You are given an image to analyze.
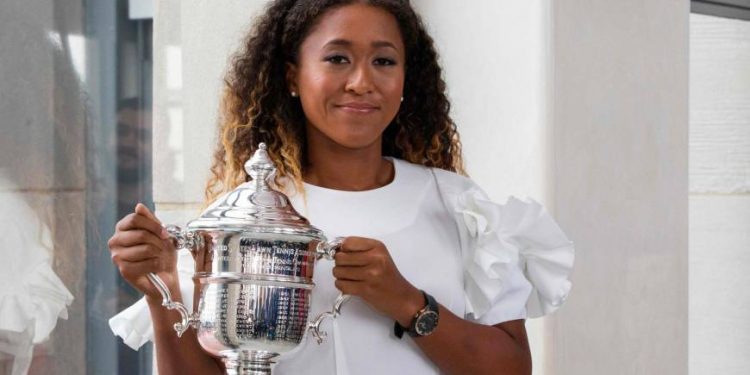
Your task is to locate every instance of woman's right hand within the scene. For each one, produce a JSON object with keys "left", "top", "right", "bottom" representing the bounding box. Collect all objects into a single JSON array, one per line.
[{"left": 108, "top": 203, "right": 180, "bottom": 303}]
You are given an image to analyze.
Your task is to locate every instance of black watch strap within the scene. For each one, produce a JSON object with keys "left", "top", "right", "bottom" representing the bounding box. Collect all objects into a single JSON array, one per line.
[
  {"left": 394, "top": 291, "right": 439, "bottom": 339},
  {"left": 394, "top": 318, "right": 407, "bottom": 338}
]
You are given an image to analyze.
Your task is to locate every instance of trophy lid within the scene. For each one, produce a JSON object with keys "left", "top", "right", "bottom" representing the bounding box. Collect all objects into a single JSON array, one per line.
[{"left": 186, "top": 143, "right": 324, "bottom": 239}]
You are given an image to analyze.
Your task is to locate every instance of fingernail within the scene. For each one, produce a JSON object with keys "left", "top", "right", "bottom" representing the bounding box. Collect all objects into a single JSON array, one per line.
[{"left": 161, "top": 227, "right": 170, "bottom": 239}]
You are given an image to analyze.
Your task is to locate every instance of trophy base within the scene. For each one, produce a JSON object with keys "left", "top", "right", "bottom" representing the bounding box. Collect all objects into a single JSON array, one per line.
[{"left": 221, "top": 350, "right": 279, "bottom": 375}]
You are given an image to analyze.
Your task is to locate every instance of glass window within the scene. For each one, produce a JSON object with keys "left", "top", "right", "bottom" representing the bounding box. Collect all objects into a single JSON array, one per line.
[{"left": 0, "top": 0, "right": 153, "bottom": 373}]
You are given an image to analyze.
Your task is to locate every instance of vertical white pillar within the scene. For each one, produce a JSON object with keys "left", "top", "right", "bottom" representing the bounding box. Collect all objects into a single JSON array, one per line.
[
  {"left": 412, "top": 0, "right": 551, "bottom": 201},
  {"left": 411, "top": 1, "right": 553, "bottom": 372}
]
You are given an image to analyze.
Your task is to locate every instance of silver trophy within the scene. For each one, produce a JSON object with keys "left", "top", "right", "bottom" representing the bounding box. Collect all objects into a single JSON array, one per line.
[{"left": 146, "top": 143, "right": 348, "bottom": 374}]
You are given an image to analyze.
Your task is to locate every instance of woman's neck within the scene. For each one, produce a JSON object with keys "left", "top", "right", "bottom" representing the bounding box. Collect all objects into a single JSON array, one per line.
[{"left": 304, "top": 135, "right": 394, "bottom": 191}]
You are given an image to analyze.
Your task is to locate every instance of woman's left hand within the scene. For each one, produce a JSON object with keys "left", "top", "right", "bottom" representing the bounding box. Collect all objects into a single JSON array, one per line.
[{"left": 332, "top": 236, "right": 425, "bottom": 326}]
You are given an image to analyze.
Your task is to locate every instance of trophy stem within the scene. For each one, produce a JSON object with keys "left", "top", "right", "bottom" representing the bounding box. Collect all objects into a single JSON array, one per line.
[{"left": 222, "top": 352, "right": 276, "bottom": 375}]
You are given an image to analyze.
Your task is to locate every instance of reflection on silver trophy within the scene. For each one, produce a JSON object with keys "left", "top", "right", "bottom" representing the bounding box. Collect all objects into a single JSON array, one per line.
[{"left": 146, "top": 143, "right": 348, "bottom": 374}]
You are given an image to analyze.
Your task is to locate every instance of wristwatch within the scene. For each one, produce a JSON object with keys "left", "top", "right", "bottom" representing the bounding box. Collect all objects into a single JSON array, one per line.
[{"left": 394, "top": 291, "right": 439, "bottom": 339}]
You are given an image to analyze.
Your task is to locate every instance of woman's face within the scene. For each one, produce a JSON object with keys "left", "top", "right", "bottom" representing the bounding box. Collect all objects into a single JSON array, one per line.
[{"left": 288, "top": 3, "right": 406, "bottom": 151}]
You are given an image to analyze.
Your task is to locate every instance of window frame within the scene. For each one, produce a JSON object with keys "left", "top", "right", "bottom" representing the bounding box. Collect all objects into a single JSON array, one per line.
[{"left": 692, "top": 0, "right": 750, "bottom": 21}]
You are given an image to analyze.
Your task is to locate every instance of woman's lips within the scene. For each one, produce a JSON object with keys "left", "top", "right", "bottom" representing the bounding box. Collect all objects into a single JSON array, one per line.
[{"left": 336, "top": 102, "right": 379, "bottom": 114}]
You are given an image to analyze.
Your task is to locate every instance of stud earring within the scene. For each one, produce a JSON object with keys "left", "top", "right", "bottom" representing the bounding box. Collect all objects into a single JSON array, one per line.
[
  {"left": 291, "top": 91, "right": 298, "bottom": 97},
  {"left": 400, "top": 96, "right": 404, "bottom": 102}
]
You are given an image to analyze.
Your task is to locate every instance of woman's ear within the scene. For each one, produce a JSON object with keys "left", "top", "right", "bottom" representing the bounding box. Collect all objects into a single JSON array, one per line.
[{"left": 285, "top": 62, "right": 299, "bottom": 96}]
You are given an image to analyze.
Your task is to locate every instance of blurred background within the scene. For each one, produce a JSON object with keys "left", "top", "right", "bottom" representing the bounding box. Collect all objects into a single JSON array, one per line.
[{"left": 0, "top": 0, "right": 747, "bottom": 374}]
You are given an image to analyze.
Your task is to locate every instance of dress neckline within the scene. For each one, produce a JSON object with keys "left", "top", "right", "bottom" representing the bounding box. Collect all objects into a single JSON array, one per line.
[{"left": 302, "top": 157, "right": 401, "bottom": 198}]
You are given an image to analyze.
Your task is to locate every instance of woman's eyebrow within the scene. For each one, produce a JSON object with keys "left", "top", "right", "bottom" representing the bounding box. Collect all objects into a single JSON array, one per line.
[
  {"left": 323, "top": 38, "right": 399, "bottom": 51},
  {"left": 371, "top": 40, "right": 398, "bottom": 51}
]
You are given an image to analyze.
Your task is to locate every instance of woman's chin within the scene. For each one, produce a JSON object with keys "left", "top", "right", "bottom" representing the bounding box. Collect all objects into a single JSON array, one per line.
[{"left": 308, "top": 120, "right": 388, "bottom": 151}]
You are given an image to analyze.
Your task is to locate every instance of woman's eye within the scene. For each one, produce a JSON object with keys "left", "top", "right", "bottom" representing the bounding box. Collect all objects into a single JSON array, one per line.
[
  {"left": 374, "top": 58, "right": 396, "bottom": 66},
  {"left": 325, "top": 55, "right": 349, "bottom": 64}
]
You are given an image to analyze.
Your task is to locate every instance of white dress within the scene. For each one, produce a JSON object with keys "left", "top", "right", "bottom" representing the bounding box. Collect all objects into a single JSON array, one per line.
[{"left": 110, "top": 158, "right": 575, "bottom": 374}]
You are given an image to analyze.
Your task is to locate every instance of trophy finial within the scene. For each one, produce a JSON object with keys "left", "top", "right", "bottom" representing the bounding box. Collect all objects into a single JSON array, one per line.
[{"left": 244, "top": 142, "right": 275, "bottom": 189}]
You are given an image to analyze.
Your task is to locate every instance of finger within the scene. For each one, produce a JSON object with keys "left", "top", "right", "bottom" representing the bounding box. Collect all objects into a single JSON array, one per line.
[
  {"left": 332, "top": 265, "right": 368, "bottom": 281},
  {"left": 111, "top": 229, "right": 170, "bottom": 251},
  {"left": 135, "top": 203, "right": 163, "bottom": 225},
  {"left": 334, "top": 251, "right": 371, "bottom": 266},
  {"left": 134, "top": 203, "right": 170, "bottom": 240},
  {"left": 116, "top": 213, "right": 169, "bottom": 239},
  {"left": 334, "top": 279, "right": 363, "bottom": 296},
  {"left": 341, "top": 236, "right": 381, "bottom": 252},
  {"left": 112, "top": 244, "right": 160, "bottom": 263},
  {"left": 118, "top": 258, "right": 163, "bottom": 281}
]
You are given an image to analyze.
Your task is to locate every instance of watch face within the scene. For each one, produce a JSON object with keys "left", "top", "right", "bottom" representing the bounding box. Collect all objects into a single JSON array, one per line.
[{"left": 415, "top": 311, "right": 439, "bottom": 336}]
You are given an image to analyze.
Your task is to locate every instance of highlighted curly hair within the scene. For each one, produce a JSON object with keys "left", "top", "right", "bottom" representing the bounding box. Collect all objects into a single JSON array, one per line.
[{"left": 205, "top": 0, "right": 465, "bottom": 204}]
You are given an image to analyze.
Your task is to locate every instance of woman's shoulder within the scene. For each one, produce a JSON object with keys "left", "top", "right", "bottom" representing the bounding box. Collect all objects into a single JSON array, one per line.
[{"left": 392, "top": 158, "right": 477, "bottom": 195}]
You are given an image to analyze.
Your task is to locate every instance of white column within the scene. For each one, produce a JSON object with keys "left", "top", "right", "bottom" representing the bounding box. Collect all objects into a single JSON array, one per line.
[{"left": 411, "top": 1, "right": 552, "bottom": 372}]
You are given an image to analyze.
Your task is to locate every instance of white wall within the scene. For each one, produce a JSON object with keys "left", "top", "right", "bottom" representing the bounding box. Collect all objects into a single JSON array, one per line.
[
  {"left": 689, "top": 13, "right": 750, "bottom": 375},
  {"left": 412, "top": 0, "right": 551, "bottom": 201},
  {"left": 549, "top": 1, "right": 689, "bottom": 374}
]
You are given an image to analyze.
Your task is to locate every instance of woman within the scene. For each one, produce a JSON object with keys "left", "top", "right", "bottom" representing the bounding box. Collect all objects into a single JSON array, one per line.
[{"left": 108, "top": 1, "right": 574, "bottom": 374}]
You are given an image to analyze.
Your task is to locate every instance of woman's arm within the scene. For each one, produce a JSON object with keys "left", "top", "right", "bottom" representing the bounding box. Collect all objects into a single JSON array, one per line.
[
  {"left": 398, "top": 290, "right": 531, "bottom": 375},
  {"left": 109, "top": 204, "right": 223, "bottom": 375},
  {"left": 333, "top": 237, "right": 531, "bottom": 375}
]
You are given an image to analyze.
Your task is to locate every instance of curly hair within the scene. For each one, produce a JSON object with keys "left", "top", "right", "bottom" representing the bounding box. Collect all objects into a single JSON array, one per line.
[{"left": 205, "top": 0, "right": 465, "bottom": 204}]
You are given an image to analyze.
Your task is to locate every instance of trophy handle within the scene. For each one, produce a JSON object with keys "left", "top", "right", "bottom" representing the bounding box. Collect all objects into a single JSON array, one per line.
[
  {"left": 308, "top": 293, "right": 350, "bottom": 344},
  {"left": 146, "top": 225, "right": 201, "bottom": 337},
  {"left": 314, "top": 236, "right": 343, "bottom": 261},
  {"left": 309, "top": 237, "right": 350, "bottom": 344}
]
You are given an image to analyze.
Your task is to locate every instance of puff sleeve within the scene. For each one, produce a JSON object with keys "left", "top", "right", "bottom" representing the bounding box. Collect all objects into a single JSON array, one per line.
[{"left": 433, "top": 170, "right": 575, "bottom": 324}]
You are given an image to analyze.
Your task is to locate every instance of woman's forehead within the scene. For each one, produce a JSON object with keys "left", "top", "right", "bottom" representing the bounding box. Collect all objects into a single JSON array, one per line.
[{"left": 302, "top": 3, "right": 405, "bottom": 52}]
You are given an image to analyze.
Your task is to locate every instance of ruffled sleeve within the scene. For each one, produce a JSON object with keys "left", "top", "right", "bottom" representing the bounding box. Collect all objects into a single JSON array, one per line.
[
  {"left": 0, "top": 187, "right": 75, "bottom": 375},
  {"left": 0, "top": 193, "right": 74, "bottom": 344},
  {"left": 0, "top": 262, "right": 74, "bottom": 343},
  {"left": 433, "top": 170, "right": 574, "bottom": 323},
  {"left": 108, "top": 248, "right": 196, "bottom": 350}
]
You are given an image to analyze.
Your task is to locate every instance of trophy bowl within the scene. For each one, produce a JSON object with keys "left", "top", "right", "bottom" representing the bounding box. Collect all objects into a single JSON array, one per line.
[{"left": 146, "top": 143, "right": 348, "bottom": 375}]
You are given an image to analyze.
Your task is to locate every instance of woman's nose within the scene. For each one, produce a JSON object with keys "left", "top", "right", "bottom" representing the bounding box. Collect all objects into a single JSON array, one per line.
[{"left": 345, "top": 63, "right": 374, "bottom": 95}]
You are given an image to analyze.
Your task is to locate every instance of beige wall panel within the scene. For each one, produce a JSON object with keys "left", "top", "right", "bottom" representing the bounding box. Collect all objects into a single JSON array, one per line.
[{"left": 550, "top": 1, "right": 689, "bottom": 374}]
